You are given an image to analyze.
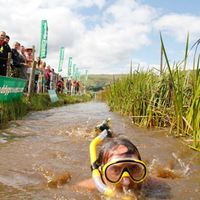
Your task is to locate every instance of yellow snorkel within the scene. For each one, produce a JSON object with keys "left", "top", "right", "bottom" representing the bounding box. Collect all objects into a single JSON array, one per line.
[
  {"left": 90, "top": 128, "right": 115, "bottom": 196},
  {"left": 89, "top": 120, "right": 133, "bottom": 200}
]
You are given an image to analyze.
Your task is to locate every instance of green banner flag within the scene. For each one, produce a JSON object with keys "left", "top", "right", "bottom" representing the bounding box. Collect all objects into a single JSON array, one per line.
[
  {"left": 0, "top": 76, "right": 27, "bottom": 102},
  {"left": 68, "top": 57, "right": 72, "bottom": 76},
  {"left": 75, "top": 67, "right": 79, "bottom": 80},
  {"left": 58, "top": 47, "right": 65, "bottom": 72},
  {"left": 72, "top": 64, "right": 76, "bottom": 79},
  {"left": 85, "top": 70, "right": 88, "bottom": 82},
  {"left": 39, "top": 20, "right": 48, "bottom": 58},
  {"left": 78, "top": 71, "right": 81, "bottom": 80}
]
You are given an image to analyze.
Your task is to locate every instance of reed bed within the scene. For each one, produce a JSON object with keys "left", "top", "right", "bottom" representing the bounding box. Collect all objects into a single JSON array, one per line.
[{"left": 105, "top": 34, "right": 200, "bottom": 151}]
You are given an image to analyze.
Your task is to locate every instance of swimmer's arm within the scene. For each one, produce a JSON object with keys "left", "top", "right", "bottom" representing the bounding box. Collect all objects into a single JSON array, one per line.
[{"left": 76, "top": 178, "right": 96, "bottom": 190}]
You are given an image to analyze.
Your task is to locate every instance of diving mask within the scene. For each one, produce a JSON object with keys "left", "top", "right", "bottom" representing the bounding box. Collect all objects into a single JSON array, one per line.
[{"left": 101, "top": 158, "right": 147, "bottom": 184}]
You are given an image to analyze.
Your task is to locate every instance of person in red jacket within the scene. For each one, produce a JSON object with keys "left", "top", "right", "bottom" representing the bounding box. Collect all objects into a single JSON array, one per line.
[
  {"left": 56, "top": 75, "right": 64, "bottom": 93},
  {"left": 45, "top": 65, "right": 51, "bottom": 91}
]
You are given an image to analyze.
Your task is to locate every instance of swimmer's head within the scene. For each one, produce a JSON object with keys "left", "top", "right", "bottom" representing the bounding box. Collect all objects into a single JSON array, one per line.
[{"left": 96, "top": 137, "right": 147, "bottom": 192}]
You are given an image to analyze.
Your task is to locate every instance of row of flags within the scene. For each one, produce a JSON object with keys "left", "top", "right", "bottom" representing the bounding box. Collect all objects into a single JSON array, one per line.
[
  {"left": 39, "top": 20, "right": 88, "bottom": 81},
  {"left": 58, "top": 49, "right": 81, "bottom": 80}
]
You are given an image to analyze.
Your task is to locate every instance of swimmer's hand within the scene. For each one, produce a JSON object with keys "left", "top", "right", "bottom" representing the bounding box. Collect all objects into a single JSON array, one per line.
[
  {"left": 95, "top": 118, "right": 111, "bottom": 131},
  {"left": 95, "top": 123, "right": 109, "bottom": 131},
  {"left": 95, "top": 124, "right": 113, "bottom": 137},
  {"left": 107, "top": 129, "right": 113, "bottom": 138},
  {"left": 95, "top": 118, "right": 113, "bottom": 137}
]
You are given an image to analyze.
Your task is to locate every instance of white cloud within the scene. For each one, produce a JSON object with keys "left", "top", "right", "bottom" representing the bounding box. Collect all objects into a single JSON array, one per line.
[
  {"left": 154, "top": 14, "right": 200, "bottom": 42},
  {"left": 0, "top": 0, "right": 156, "bottom": 74},
  {"left": 64, "top": 0, "right": 157, "bottom": 74},
  {"left": 0, "top": 0, "right": 199, "bottom": 75}
]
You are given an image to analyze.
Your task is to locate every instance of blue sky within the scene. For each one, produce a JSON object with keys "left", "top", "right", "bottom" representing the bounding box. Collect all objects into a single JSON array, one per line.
[
  {"left": 139, "top": 0, "right": 200, "bottom": 66},
  {"left": 0, "top": 0, "right": 200, "bottom": 75},
  {"left": 142, "top": 0, "right": 200, "bottom": 14}
]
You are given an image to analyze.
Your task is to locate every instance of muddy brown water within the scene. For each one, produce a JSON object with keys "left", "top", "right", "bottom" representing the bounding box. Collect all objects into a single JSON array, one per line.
[{"left": 0, "top": 102, "right": 199, "bottom": 200}]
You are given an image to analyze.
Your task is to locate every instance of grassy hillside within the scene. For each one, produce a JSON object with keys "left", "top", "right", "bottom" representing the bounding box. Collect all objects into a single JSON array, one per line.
[{"left": 81, "top": 74, "right": 124, "bottom": 91}]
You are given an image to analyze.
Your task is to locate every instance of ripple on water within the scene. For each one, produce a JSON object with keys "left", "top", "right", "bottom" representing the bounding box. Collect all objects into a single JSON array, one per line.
[
  {"left": 0, "top": 131, "right": 29, "bottom": 144},
  {"left": 0, "top": 138, "right": 7, "bottom": 144},
  {"left": 0, "top": 170, "right": 46, "bottom": 190}
]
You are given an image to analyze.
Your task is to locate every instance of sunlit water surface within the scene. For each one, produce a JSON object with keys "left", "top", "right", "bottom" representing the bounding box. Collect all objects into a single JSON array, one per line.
[{"left": 0, "top": 102, "right": 199, "bottom": 200}]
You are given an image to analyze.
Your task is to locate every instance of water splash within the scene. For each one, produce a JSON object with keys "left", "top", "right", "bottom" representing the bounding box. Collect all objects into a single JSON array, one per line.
[
  {"left": 148, "top": 158, "right": 184, "bottom": 179},
  {"left": 122, "top": 187, "right": 137, "bottom": 200},
  {"left": 34, "top": 165, "right": 71, "bottom": 188},
  {"left": 172, "top": 152, "right": 190, "bottom": 176}
]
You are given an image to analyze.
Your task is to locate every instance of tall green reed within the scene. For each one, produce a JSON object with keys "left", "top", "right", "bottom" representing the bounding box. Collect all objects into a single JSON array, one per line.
[{"left": 105, "top": 33, "right": 200, "bottom": 150}]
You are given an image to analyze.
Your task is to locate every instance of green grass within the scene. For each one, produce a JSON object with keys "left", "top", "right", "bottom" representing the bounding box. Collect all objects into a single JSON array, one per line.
[
  {"left": 0, "top": 99, "right": 28, "bottom": 128},
  {"left": 81, "top": 74, "right": 125, "bottom": 92},
  {"left": 104, "top": 33, "right": 200, "bottom": 151},
  {"left": 0, "top": 93, "right": 92, "bottom": 128}
]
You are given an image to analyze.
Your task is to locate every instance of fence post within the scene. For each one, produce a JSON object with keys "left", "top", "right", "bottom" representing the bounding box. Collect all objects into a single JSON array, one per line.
[{"left": 27, "top": 45, "right": 36, "bottom": 100}]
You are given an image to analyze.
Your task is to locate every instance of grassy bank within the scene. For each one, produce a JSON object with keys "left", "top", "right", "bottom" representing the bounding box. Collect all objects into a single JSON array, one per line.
[
  {"left": 104, "top": 34, "right": 200, "bottom": 151},
  {"left": 0, "top": 93, "right": 92, "bottom": 128}
]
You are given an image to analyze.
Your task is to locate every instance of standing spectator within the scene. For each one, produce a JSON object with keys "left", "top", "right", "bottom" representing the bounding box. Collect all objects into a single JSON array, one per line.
[
  {"left": 5, "top": 35, "right": 10, "bottom": 43},
  {"left": 23, "top": 48, "right": 33, "bottom": 80},
  {"left": 20, "top": 46, "right": 26, "bottom": 59},
  {"left": 0, "top": 31, "right": 11, "bottom": 76},
  {"left": 56, "top": 75, "right": 64, "bottom": 94},
  {"left": 71, "top": 80, "right": 76, "bottom": 95},
  {"left": 37, "top": 61, "right": 46, "bottom": 93},
  {"left": 34, "top": 57, "right": 41, "bottom": 93},
  {"left": 24, "top": 48, "right": 33, "bottom": 67},
  {"left": 66, "top": 77, "right": 72, "bottom": 94},
  {"left": 35, "top": 57, "right": 41, "bottom": 69},
  {"left": 75, "top": 80, "right": 80, "bottom": 94},
  {"left": 4, "top": 35, "right": 12, "bottom": 76},
  {"left": 4, "top": 35, "right": 11, "bottom": 52},
  {"left": 11, "top": 42, "right": 27, "bottom": 79},
  {"left": 50, "top": 68, "right": 56, "bottom": 90},
  {"left": 21, "top": 45, "right": 28, "bottom": 73},
  {"left": 45, "top": 65, "right": 51, "bottom": 91}
]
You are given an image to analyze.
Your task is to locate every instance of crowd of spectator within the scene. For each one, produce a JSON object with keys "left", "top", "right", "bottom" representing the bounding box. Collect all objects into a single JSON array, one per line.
[{"left": 0, "top": 30, "right": 83, "bottom": 95}]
